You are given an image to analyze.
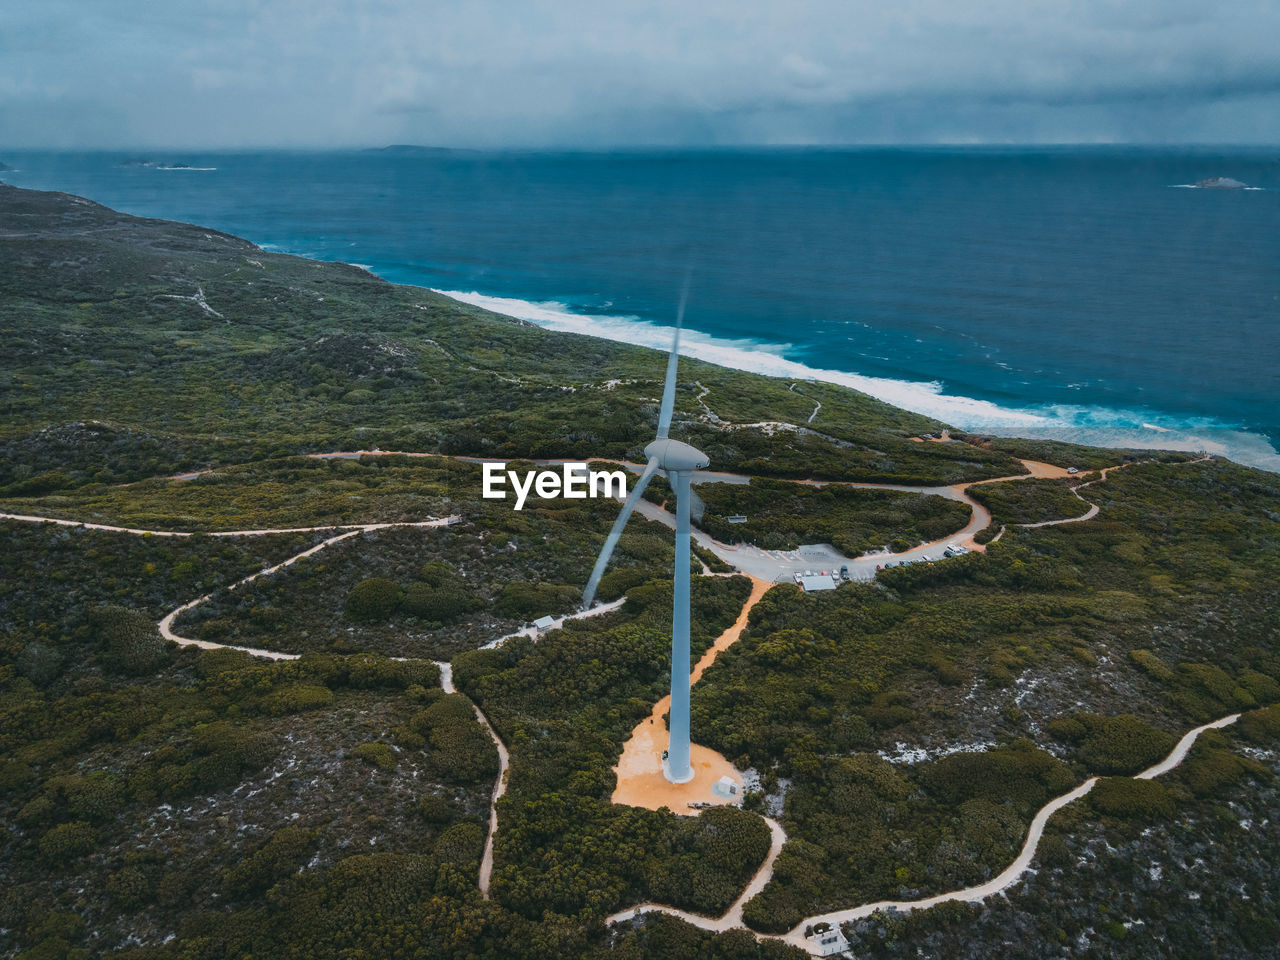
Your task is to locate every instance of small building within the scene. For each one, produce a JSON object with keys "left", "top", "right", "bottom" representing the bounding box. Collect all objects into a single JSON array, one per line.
[
  {"left": 808, "top": 923, "right": 849, "bottom": 956},
  {"left": 533, "top": 615, "right": 556, "bottom": 631},
  {"left": 726, "top": 515, "right": 748, "bottom": 523},
  {"left": 712, "top": 775, "right": 739, "bottom": 798},
  {"left": 797, "top": 574, "right": 837, "bottom": 592}
]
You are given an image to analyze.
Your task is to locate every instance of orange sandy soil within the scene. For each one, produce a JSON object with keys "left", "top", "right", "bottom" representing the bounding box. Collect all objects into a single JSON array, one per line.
[{"left": 612, "top": 577, "right": 773, "bottom": 814}]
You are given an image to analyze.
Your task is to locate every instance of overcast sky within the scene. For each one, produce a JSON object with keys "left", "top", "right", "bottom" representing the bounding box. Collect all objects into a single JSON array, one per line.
[{"left": 4, "top": 0, "right": 1280, "bottom": 149}]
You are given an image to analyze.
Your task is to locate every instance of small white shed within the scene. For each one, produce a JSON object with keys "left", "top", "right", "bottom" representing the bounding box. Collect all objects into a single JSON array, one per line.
[
  {"left": 808, "top": 924, "right": 849, "bottom": 956},
  {"left": 712, "top": 775, "right": 739, "bottom": 798}
]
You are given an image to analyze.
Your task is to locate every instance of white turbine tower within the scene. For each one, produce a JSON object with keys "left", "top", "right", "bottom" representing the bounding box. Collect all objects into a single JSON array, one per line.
[{"left": 582, "top": 297, "right": 707, "bottom": 784}]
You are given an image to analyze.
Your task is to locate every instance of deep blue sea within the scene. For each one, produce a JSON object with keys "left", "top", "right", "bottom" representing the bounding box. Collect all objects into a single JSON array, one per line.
[{"left": 4, "top": 147, "right": 1278, "bottom": 470}]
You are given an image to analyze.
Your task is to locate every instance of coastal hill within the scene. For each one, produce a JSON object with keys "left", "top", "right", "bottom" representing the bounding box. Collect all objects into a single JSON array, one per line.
[
  {"left": 0, "top": 183, "right": 1025, "bottom": 493},
  {"left": 2, "top": 185, "right": 1278, "bottom": 960}
]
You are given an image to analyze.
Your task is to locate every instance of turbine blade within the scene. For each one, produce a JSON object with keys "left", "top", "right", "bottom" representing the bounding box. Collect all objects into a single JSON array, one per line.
[
  {"left": 581, "top": 458, "right": 661, "bottom": 608},
  {"left": 655, "top": 282, "right": 689, "bottom": 440}
]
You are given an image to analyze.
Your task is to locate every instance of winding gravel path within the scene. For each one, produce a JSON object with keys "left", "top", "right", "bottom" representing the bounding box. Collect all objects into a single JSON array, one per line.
[
  {"left": 3, "top": 449, "right": 1219, "bottom": 939},
  {"left": 153, "top": 518, "right": 460, "bottom": 657},
  {"left": 608, "top": 713, "right": 1243, "bottom": 954},
  {"left": 0, "top": 511, "right": 459, "bottom": 538},
  {"left": 437, "top": 660, "right": 510, "bottom": 899}
]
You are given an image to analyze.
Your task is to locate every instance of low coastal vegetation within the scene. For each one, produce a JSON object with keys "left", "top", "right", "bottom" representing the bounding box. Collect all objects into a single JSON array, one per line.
[
  {"left": 683, "top": 478, "right": 972, "bottom": 554},
  {"left": 0, "top": 184, "right": 1019, "bottom": 490},
  {"left": 838, "top": 711, "right": 1280, "bottom": 960},
  {"left": 691, "top": 458, "right": 1280, "bottom": 929},
  {"left": 454, "top": 576, "right": 768, "bottom": 919},
  {"left": 967, "top": 477, "right": 1092, "bottom": 526},
  {"left": 2, "top": 186, "right": 1278, "bottom": 960},
  {"left": 959, "top": 434, "right": 1188, "bottom": 472}
]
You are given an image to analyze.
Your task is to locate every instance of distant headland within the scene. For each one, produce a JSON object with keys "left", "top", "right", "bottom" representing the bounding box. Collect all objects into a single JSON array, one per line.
[
  {"left": 117, "top": 158, "right": 216, "bottom": 171},
  {"left": 363, "top": 144, "right": 476, "bottom": 155}
]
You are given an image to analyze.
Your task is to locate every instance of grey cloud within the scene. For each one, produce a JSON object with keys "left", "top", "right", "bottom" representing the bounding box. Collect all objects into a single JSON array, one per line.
[{"left": 2, "top": 0, "right": 1279, "bottom": 147}]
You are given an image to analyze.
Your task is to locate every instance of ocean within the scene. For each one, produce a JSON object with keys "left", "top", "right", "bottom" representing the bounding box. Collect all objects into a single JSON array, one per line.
[{"left": 3, "top": 147, "right": 1277, "bottom": 470}]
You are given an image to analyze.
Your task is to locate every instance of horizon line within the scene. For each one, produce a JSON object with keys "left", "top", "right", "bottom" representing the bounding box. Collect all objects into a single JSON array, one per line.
[{"left": 5, "top": 141, "right": 1280, "bottom": 155}]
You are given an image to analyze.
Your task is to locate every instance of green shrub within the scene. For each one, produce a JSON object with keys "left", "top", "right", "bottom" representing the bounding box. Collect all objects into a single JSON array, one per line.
[
  {"left": 417, "top": 794, "right": 456, "bottom": 823},
  {"left": 353, "top": 742, "right": 398, "bottom": 771},
  {"left": 106, "top": 864, "right": 154, "bottom": 907},
  {"left": 401, "top": 581, "right": 473, "bottom": 623},
  {"left": 493, "top": 581, "right": 581, "bottom": 620},
  {"left": 687, "top": 806, "right": 772, "bottom": 874},
  {"left": 1055, "top": 713, "right": 1176, "bottom": 776},
  {"left": 921, "top": 743, "right": 1074, "bottom": 812},
  {"left": 1238, "top": 670, "right": 1280, "bottom": 704},
  {"left": 1129, "top": 649, "right": 1175, "bottom": 683},
  {"left": 924, "top": 652, "right": 966, "bottom": 686},
  {"left": 261, "top": 683, "right": 334, "bottom": 716},
  {"left": 973, "top": 525, "right": 999, "bottom": 545},
  {"left": 450, "top": 648, "right": 504, "bottom": 696},
  {"left": 16, "top": 794, "right": 57, "bottom": 827},
  {"left": 597, "top": 567, "right": 651, "bottom": 602},
  {"left": 1238, "top": 704, "right": 1280, "bottom": 743},
  {"left": 1046, "top": 715, "right": 1086, "bottom": 741},
  {"left": 16, "top": 642, "right": 65, "bottom": 687},
  {"left": 57, "top": 771, "right": 126, "bottom": 823},
  {"left": 342, "top": 654, "right": 439, "bottom": 690},
  {"left": 409, "top": 696, "right": 494, "bottom": 783},
  {"left": 1089, "top": 777, "right": 1175, "bottom": 820},
  {"left": 426, "top": 715, "right": 497, "bottom": 785},
  {"left": 221, "top": 826, "right": 316, "bottom": 897},
  {"left": 1036, "top": 833, "right": 1071, "bottom": 867},
  {"left": 0, "top": 757, "right": 34, "bottom": 793},
  {"left": 189, "top": 722, "right": 276, "bottom": 792},
  {"left": 1178, "top": 746, "right": 1250, "bottom": 797},
  {"left": 693, "top": 543, "right": 735, "bottom": 573},
  {"left": 90, "top": 604, "right": 170, "bottom": 673},
  {"left": 344, "top": 577, "right": 400, "bottom": 621},
  {"left": 432, "top": 821, "right": 484, "bottom": 865},
  {"left": 39, "top": 821, "right": 97, "bottom": 862}
]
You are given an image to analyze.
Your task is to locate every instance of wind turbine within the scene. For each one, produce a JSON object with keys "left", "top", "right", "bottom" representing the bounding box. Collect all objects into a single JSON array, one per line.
[{"left": 582, "top": 296, "right": 707, "bottom": 784}]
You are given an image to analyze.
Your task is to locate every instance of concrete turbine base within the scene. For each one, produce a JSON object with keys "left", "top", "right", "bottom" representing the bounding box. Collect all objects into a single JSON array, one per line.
[{"left": 663, "top": 756, "right": 696, "bottom": 784}]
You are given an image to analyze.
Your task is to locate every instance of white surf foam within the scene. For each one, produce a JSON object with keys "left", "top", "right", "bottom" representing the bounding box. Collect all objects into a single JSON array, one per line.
[
  {"left": 436, "top": 290, "right": 1050, "bottom": 426},
  {"left": 434, "top": 289, "right": 1280, "bottom": 473}
]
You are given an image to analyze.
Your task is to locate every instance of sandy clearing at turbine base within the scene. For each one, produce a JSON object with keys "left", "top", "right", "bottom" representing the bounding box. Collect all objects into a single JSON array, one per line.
[{"left": 612, "top": 577, "right": 771, "bottom": 813}]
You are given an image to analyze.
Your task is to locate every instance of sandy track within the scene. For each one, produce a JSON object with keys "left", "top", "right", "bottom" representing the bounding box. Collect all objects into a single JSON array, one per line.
[
  {"left": 0, "top": 510, "right": 460, "bottom": 538},
  {"left": 438, "top": 661, "right": 510, "bottom": 899},
  {"left": 154, "top": 518, "right": 459, "bottom": 655},
  {"left": 4, "top": 449, "right": 1216, "bottom": 933},
  {"left": 609, "top": 712, "right": 1243, "bottom": 954}
]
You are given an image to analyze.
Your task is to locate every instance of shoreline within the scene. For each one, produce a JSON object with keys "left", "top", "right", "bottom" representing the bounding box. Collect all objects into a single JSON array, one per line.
[
  {"left": 3, "top": 166, "right": 1274, "bottom": 471},
  {"left": 432, "top": 288, "right": 1280, "bottom": 474},
  {"left": 3, "top": 162, "right": 1274, "bottom": 471}
]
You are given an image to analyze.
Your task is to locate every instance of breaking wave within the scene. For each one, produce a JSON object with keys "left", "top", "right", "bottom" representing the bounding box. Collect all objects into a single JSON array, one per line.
[{"left": 434, "top": 289, "right": 1280, "bottom": 473}]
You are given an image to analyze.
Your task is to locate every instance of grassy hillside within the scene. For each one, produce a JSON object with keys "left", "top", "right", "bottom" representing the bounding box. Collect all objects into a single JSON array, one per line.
[
  {"left": 0, "top": 184, "right": 1021, "bottom": 489},
  {"left": 3, "top": 184, "right": 1279, "bottom": 960}
]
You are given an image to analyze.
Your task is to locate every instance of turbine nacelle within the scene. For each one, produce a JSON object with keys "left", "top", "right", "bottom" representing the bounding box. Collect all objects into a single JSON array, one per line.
[{"left": 644, "top": 438, "right": 709, "bottom": 474}]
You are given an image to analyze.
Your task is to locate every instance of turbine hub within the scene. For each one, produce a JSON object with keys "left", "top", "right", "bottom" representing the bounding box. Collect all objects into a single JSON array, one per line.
[{"left": 645, "top": 438, "right": 709, "bottom": 473}]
